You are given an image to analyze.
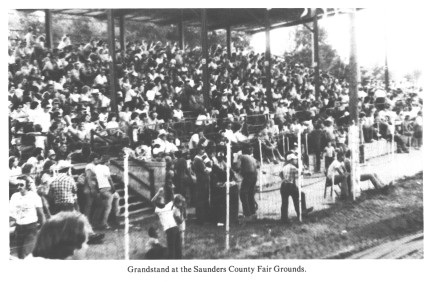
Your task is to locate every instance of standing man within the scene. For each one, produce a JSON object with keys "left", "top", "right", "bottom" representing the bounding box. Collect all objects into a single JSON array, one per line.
[
  {"left": 10, "top": 176, "right": 46, "bottom": 258},
  {"left": 236, "top": 145, "right": 259, "bottom": 221},
  {"left": 93, "top": 155, "right": 118, "bottom": 229},
  {"left": 192, "top": 145, "right": 211, "bottom": 224},
  {"left": 49, "top": 161, "right": 78, "bottom": 214},
  {"left": 279, "top": 154, "right": 313, "bottom": 222},
  {"left": 309, "top": 123, "right": 325, "bottom": 173},
  {"left": 80, "top": 153, "right": 100, "bottom": 224}
]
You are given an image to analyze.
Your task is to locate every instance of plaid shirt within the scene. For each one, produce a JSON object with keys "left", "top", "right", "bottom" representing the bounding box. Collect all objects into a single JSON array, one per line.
[
  {"left": 49, "top": 173, "right": 77, "bottom": 204},
  {"left": 281, "top": 163, "right": 299, "bottom": 185}
]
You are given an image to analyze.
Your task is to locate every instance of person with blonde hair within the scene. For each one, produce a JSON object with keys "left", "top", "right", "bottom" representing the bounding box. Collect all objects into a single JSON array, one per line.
[{"left": 31, "top": 211, "right": 92, "bottom": 260}]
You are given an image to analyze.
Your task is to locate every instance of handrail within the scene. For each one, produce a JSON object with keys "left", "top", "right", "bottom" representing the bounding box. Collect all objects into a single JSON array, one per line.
[{"left": 109, "top": 159, "right": 155, "bottom": 199}]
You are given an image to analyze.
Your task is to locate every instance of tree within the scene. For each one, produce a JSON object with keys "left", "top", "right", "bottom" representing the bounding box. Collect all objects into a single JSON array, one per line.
[{"left": 286, "top": 24, "right": 349, "bottom": 79}]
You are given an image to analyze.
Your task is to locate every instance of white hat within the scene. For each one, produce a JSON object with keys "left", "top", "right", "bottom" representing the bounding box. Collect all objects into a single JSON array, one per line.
[
  {"left": 286, "top": 154, "right": 298, "bottom": 162},
  {"left": 158, "top": 129, "right": 167, "bottom": 137},
  {"left": 56, "top": 160, "right": 72, "bottom": 171}
]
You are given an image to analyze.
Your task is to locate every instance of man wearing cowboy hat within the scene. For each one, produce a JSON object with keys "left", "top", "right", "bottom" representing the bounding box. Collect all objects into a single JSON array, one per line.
[
  {"left": 48, "top": 161, "right": 77, "bottom": 214},
  {"left": 279, "top": 153, "right": 313, "bottom": 223}
]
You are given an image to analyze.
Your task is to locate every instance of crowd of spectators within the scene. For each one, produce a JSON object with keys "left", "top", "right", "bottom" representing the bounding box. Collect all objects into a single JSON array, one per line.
[{"left": 8, "top": 26, "right": 423, "bottom": 257}]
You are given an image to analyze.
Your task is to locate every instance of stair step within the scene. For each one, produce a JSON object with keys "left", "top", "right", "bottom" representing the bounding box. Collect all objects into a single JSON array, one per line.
[
  {"left": 117, "top": 207, "right": 155, "bottom": 225},
  {"left": 119, "top": 201, "right": 148, "bottom": 212}
]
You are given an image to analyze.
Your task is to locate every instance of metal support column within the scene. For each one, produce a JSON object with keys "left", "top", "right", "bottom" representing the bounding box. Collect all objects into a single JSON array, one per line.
[
  {"left": 201, "top": 9, "right": 210, "bottom": 109},
  {"left": 265, "top": 9, "right": 273, "bottom": 111},
  {"left": 313, "top": 9, "right": 320, "bottom": 99},
  {"left": 107, "top": 9, "right": 118, "bottom": 113},
  {"left": 178, "top": 10, "right": 185, "bottom": 50},
  {"left": 226, "top": 25, "right": 231, "bottom": 59},
  {"left": 45, "top": 9, "right": 53, "bottom": 49},
  {"left": 119, "top": 14, "right": 126, "bottom": 52}
]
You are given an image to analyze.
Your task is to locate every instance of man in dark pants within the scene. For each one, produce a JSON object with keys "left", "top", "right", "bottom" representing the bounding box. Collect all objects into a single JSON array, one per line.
[
  {"left": 309, "top": 123, "right": 325, "bottom": 173},
  {"left": 192, "top": 145, "right": 211, "bottom": 224},
  {"left": 279, "top": 154, "right": 313, "bottom": 222},
  {"left": 236, "top": 145, "right": 258, "bottom": 221}
]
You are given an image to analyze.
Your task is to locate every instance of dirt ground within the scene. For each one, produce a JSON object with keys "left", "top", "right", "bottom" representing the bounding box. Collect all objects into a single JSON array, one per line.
[{"left": 80, "top": 171, "right": 423, "bottom": 259}]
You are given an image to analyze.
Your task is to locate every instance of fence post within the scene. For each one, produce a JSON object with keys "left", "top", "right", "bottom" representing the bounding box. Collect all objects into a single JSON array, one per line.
[
  {"left": 124, "top": 154, "right": 130, "bottom": 260},
  {"left": 282, "top": 133, "right": 286, "bottom": 157},
  {"left": 305, "top": 133, "right": 309, "bottom": 172},
  {"left": 225, "top": 140, "right": 231, "bottom": 250},
  {"left": 259, "top": 139, "right": 263, "bottom": 200},
  {"left": 297, "top": 131, "right": 302, "bottom": 223},
  {"left": 391, "top": 124, "right": 395, "bottom": 184}
]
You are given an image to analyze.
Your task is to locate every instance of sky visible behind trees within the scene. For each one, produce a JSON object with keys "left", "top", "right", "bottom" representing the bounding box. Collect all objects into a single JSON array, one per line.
[{"left": 9, "top": 8, "right": 426, "bottom": 87}]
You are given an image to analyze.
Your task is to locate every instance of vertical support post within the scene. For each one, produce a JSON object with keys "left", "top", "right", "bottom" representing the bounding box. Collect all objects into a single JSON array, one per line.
[
  {"left": 119, "top": 14, "right": 126, "bottom": 52},
  {"left": 348, "top": 9, "right": 359, "bottom": 126},
  {"left": 201, "top": 9, "right": 210, "bottom": 109},
  {"left": 312, "top": 9, "right": 320, "bottom": 100},
  {"left": 264, "top": 9, "right": 273, "bottom": 111},
  {"left": 225, "top": 140, "right": 231, "bottom": 250},
  {"left": 259, "top": 139, "right": 263, "bottom": 200},
  {"left": 305, "top": 133, "right": 309, "bottom": 171},
  {"left": 124, "top": 154, "right": 130, "bottom": 260},
  {"left": 282, "top": 133, "right": 286, "bottom": 157},
  {"left": 384, "top": 56, "right": 390, "bottom": 92},
  {"left": 384, "top": 9, "right": 389, "bottom": 92},
  {"left": 349, "top": 125, "right": 361, "bottom": 200},
  {"left": 348, "top": 9, "right": 360, "bottom": 201},
  {"left": 45, "top": 9, "right": 53, "bottom": 49},
  {"left": 226, "top": 25, "right": 231, "bottom": 60},
  {"left": 391, "top": 123, "right": 395, "bottom": 184},
  {"left": 178, "top": 10, "right": 185, "bottom": 50},
  {"left": 297, "top": 132, "right": 302, "bottom": 222},
  {"left": 107, "top": 9, "right": 118, "bottom": 113}
]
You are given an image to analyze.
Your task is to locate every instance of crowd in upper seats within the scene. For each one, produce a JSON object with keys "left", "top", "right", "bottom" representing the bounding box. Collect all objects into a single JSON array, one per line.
[{"left": 8, "top": 26, "right": 423, "bottom": 180}]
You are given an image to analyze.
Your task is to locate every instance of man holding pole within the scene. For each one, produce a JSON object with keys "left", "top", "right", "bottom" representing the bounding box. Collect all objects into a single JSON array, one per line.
[{"left": 279, "top": 154, "right": 313, "bottom": 223}]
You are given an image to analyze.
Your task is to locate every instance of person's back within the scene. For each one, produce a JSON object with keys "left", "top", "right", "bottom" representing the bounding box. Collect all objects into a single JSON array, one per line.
[{"left": 238, "top": 154, "right": 257, "bottom": 176}]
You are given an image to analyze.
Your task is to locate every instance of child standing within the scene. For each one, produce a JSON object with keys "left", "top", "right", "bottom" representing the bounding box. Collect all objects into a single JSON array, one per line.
[
  {"left": 173, "top": 194, "right": 186, "bottom": 248},
  {"left": 323, "top": 141, "right": 336, "bottom": 175},
  {"left": 151, "top": 187, "right": 182, "bottom": 259}
]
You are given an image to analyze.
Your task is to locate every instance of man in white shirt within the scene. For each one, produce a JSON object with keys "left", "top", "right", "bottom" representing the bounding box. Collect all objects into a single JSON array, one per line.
[
  {"left": 35, "top": 104, "right": 52, "bottom": 133},
  {"left": 93, "top": 156, "right": 116, "bottom": 229},
  {"left": 10, "top": 177, "right": 45, "bottom": 258},
  {"left": 151, "top": 187, "right": 182, "bottom": 259},
  {"left": 327, "top": 151, "right": 349, "bottom": 199}
]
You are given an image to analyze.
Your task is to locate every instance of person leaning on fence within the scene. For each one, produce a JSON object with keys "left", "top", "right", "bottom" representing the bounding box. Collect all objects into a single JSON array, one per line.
[
  {"left": 279, "top": 154, "right": 313, "bottom": 223},
  {"left": 327, "top": 150, "right": 349, "bottom": 199},
  {"left": 343, "top": 150, "right": 391, "bottom": 192},
  {"left": 9, "top": 176, "right": 46, "bottom": 259},
  {"left": 151, "top": 187, "right": 182, "bottom": 259}
]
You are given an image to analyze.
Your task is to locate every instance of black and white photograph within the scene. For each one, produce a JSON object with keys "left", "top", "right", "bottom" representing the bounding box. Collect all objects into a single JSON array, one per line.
[{"left": 6, "top": 3, "right": 426, "bottom": 267}]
